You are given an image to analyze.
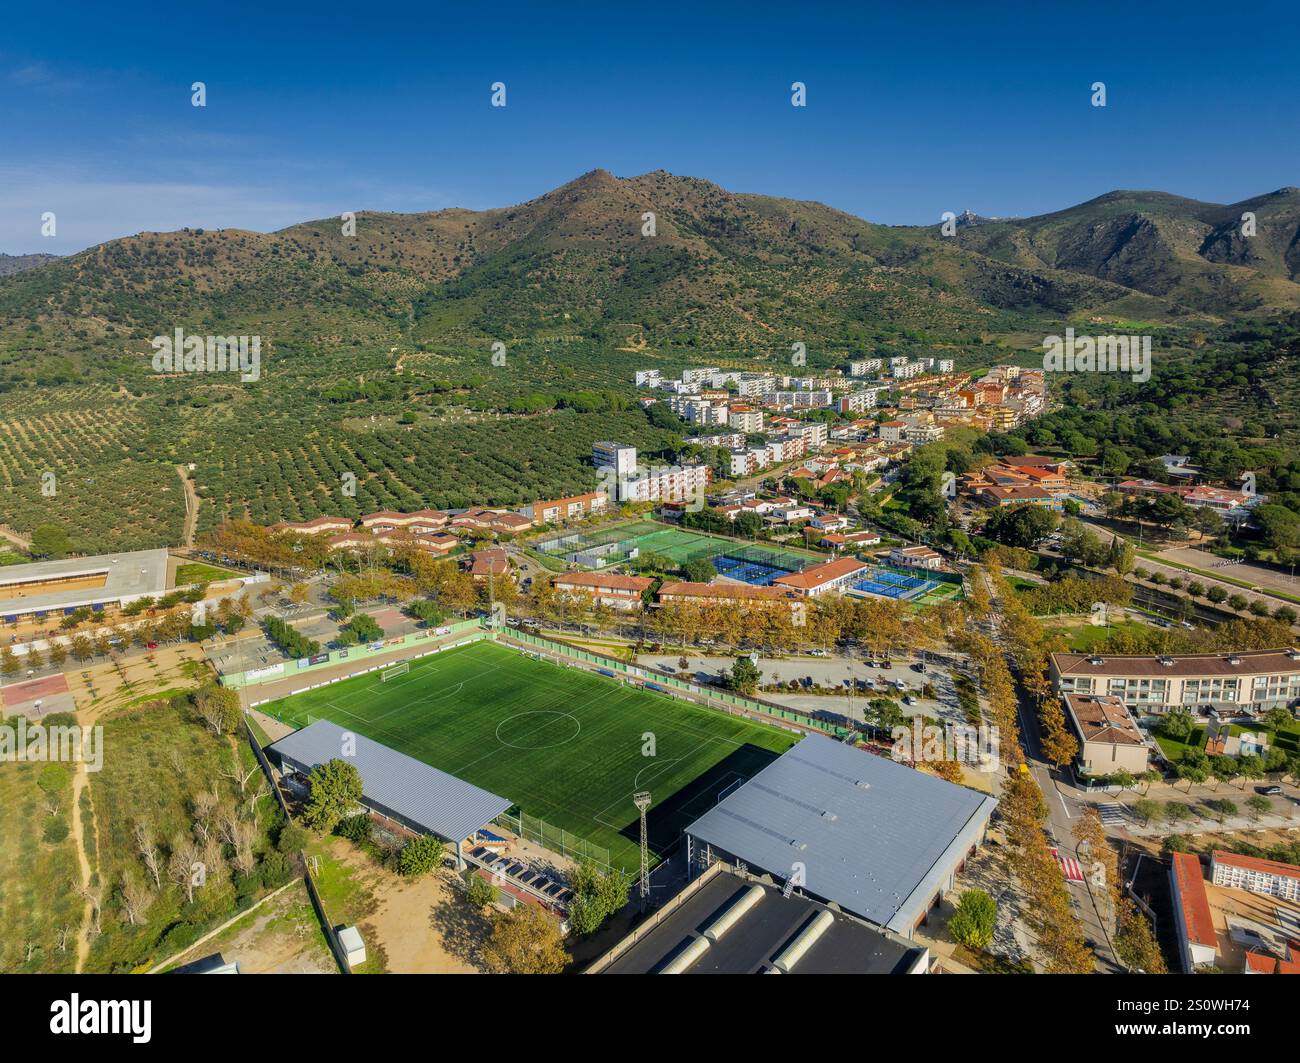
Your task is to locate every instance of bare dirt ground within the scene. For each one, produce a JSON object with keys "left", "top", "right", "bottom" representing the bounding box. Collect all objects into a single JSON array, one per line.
[
  {"left": 327, "top": 839, "right": 487, "bottom": 973},
  {"left": 69, "top": 644, "right": 211, "bottom": 722},
  {"left": 167, "top": 880, "right": 336, "bottom": 974}
]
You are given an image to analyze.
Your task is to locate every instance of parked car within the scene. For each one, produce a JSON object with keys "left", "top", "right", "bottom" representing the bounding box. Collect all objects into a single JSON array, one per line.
[
  {"left": 809, "top": 648, "right": 829, "bottom": 657},
  {"left": 910, "top": 662, "right": 925, "bottom": 673},
  {"left": 1259, "top": 785, "right": 1284, "bottom": 796}
]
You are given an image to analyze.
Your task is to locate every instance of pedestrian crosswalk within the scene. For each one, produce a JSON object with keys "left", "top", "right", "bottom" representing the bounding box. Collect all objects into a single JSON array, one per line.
[
  {"left": 1097, "top": 803, "right": 1128, "bottom": 827},
  {"left": 1052, "top": 848, "right": 1085, "bottom": 882}
]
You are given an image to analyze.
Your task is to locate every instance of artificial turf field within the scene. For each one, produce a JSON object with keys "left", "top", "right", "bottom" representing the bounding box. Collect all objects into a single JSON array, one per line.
[{"left": 262, "top": 639, "right": 798, "bottom": 871}]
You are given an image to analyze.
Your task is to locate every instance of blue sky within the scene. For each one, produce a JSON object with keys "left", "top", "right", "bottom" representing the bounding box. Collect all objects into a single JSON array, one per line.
[{"left": 3, "top": 0, "right": 1298, "bottom": 254}]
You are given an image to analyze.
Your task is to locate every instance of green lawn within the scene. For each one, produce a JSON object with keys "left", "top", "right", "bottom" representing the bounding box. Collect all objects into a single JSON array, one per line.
[
  {"left": 175, "top": 561, "right": 242, "bottom": 585},
  {"left": 262, "top": 640, "right": 798, "bottom": 871}
]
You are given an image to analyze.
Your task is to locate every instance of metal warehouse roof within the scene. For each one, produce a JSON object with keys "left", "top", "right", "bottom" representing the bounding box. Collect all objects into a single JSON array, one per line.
[
  {"left": 685, "top": 733, "right": 997, "bottom": 934},
  {"left": 0, "top": 549, "right": 169, "bottom": 619},
  {"left": 268, "top": 720, "right": 512, "bottom": 843}
]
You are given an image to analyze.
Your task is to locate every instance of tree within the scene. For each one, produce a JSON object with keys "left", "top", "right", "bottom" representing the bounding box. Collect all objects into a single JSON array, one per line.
[
  {"left": 0, "top": 647, "right": 18, "bottom": 676},
  {"left": 337, "top": 613, "right": 383, "bottom": 646},
  {"left": 1133, "top": 798, "right": 1162, "bottom": 826},
  {"left": 407, "top": 598, "right": 447, "bottom": 627},
  {"left": 567, "top": 860, "right": 631, "bottom": 935},
  {"left": 192, "top": 685, "right": 242, "bottom": 736},
  {"left": 465, "top": 873, "right": 497, "bottom": 909},
  {"left": 948, "top": 888, "right": 997, "bottom": 951},
  {"left": 1246, "top": 795, "right": 1272, "bottom": 821},
  {"left": 398, "top": 835, "right": 445, "bottom": 876},
  {"left": 723, "top": 655, "right": 761, "bottom": 696},
  {"left": 302, "top": 759, "right": 363, "bottom": 832},
  {"left": 30, "top": 524, "right": 72, "bottom": 559},
  {"left": 481, "top": 905, "right": 568, "bottom": 974},
  {"left": 681, "top": 557, "right": 717, "bottom": 583}
]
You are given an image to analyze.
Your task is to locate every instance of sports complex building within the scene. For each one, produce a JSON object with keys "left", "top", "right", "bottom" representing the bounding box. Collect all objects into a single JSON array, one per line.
[
  {"left": 586, "top": 863, "right": 930, "bottom": 974},
  {"left": 535, "top": 520, "right": 960, "bottom": 605},
  {"left": 683, "top": 733, "right": 997, "bottom": 938},
  {"left": 0, "top": 549, "right": 169, "bottom": 625}
]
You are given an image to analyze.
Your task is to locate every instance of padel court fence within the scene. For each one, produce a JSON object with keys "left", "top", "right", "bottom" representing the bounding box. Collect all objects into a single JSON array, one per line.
[
  {"left": 493, "top": 809, "right": 612, "bottom": 872},
  {"left": 500, "top": 627, "right": 856, "bottom": 739}
]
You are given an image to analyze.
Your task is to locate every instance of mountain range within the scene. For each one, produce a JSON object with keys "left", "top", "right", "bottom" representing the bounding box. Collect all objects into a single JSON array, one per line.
[{"left": 3, "top": 171, "right": 1299, "bottom": 385}]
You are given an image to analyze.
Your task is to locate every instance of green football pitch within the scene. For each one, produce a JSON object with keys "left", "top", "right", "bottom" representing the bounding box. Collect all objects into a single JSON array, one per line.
[{"left": 262, "top": 639, "right": 798, "bottom": 871}]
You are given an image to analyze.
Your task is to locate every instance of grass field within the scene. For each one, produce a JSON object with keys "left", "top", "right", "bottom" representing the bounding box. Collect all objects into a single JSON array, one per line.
[{"left": 262, "top": 639, "right": 799, "bottom": 871}]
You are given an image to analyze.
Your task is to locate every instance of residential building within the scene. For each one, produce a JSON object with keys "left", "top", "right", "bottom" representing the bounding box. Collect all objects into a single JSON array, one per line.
[
  {"left": 1048, "top": 648, "right": 1300, "bottom": 714},
  {"left": 1061, "top": 693, "right": 1150, "bottom": 775},
  {"left": 592, "top": 441, "right": 639, "bottom": 480},
  {"left": 888, "top": 545, "right": 943, "bottom": 570},
  {"left": 655, "top": 581, "right": 801, "bottom": 607},
  {"left": 552, "top": 572, "right": 653, "bottom": 610},
  {"left": 522, "top": 491, "right": 608, "bottom": 524},
  {"left": 728, "top": 405, "right": 764, "bottom": 433},
  {"left": 271, "top": 515, "right": 353, "bottom": 536},
  {"left": 1210, "top": 851, "right": 1300, "bottom": 902}
]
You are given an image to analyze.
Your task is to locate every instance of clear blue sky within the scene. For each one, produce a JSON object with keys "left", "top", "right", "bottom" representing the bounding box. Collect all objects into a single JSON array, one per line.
[{"left": 3, "top": 0, "right": 1298, "bottom": 254}]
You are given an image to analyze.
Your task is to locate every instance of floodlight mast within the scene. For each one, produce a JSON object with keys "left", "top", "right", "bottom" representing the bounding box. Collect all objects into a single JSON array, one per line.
[{"left": 633, "top": 791, "right": 652, "bottom": 909}]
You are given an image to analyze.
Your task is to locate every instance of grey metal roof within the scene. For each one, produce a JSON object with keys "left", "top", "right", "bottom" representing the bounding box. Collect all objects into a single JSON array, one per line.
[
  {"left": 685, "top": 733, "right": 997, "bottom": 933},
  {"left": 268, "top": 720, "right": 512, "bottom": 843},
  {"left": 0, "top": 549, "right": 169, "bottom": 619}
]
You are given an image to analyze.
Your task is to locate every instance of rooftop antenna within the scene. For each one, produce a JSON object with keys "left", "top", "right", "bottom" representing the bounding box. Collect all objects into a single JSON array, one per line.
[{"left": 633, "top": 791, "right": 652, "bottom": 910}]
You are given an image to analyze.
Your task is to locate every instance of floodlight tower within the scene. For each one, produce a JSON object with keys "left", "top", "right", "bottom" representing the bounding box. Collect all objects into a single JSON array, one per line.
[{"left": 633, "top": 791, "right": 652, "bottom": 910}]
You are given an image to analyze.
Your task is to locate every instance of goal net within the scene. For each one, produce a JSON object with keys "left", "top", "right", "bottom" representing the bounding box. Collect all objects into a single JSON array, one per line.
[{"left": 381, "top": 661, "right": 410, "bottom": 682}]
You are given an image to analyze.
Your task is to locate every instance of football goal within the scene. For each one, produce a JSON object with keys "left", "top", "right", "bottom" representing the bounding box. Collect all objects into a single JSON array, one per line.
[{"left": 381, "top": 661, "right": 410, "bottom": 682}]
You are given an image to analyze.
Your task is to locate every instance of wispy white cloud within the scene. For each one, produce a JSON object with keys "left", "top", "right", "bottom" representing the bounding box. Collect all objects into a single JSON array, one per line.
[{"left": 0, "top": 163, "right": 460, "bottom": 254}]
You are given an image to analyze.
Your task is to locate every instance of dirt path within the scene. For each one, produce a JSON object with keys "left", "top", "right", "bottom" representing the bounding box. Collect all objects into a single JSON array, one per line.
[
  {"left": 0, "top": 524, "right": 31, "bottom": 550},
  {"left": 69, "top": 762, "right": 97, "bottom": 972},
  {"left": 176, "top": 465, "right": 199, "bottom": 547}
]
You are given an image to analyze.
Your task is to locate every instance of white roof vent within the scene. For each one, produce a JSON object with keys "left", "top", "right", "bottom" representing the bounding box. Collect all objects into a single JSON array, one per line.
[
  {"left": 1227, "top": 655, "right": 1241, "bottom": 666},
  {"left": 1158, "top": 656, "right": 1174, "bottom": 667}
]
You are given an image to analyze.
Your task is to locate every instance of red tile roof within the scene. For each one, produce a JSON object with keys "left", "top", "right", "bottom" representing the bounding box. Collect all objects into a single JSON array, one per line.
[{"left": 1171, "top": 851, "right": 1216, "bottom": 949}]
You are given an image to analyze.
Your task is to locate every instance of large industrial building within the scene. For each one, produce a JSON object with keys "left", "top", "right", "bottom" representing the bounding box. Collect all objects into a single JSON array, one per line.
[
  {"left": 587, "top": 863, "right": 930, "bottom": 974},
  {"left": 0, "top": 549, "right": 170, "bottom": 625},
  {"left": 683, "top": 733, "right": 997, "bottom": 938}
]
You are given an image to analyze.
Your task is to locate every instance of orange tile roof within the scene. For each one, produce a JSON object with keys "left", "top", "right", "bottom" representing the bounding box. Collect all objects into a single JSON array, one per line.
[
  {"left": 554, "top": 572, "right": 653, "bottom": 593},
  {"left": 1171, "top": 852, "right": 1216, "bottom": 949},
  {"left": 1212, "top": 850, "right": 1300, "bottom": 880},
  {"left": 771, "top": 557, "right": 868, "bottom": 591}
]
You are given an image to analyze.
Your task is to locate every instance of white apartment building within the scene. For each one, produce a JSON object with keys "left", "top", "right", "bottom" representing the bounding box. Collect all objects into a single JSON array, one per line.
[
  {"left": 849, "top": 358, "right": 883, "bottom": 376},
  {"left": 1210, "top": 851, "right": 1300, "bottom": 902},
  {"left": 1048, "top": 648, "right": 1300, "bottom": 714},
  {"left": 937, "top": 359, "right": 955, "bottom": 373},
  {"left": 620, "top": 463, "right": 711, "bottom": 504},
  {"left": 794, "top": 422, "right": 828, "bottom": 449},
  {"left": 893, "top": 362, "right": 926, "bottom": 380},
  {"left": 904, "top": 423, "right": 945, "bottom": 443},
  {"left": 634, "top": 370, "right": 662, "bottom": 387},
  {"left": 839, "top": 390, "right": 881, "bottom": 414},
  {"left": 682, "top": 367, "right": 720, "bottom": 386},
  {"left": 773, "top": 390, "right": 834, "bottom": 409},
  {"left": 736, "top": 374, "right": 777, "bottom": 397},
  {"left": 686, "top": 400, "right": 729, "bottom": 426},
  {"left": 592, "top": 441, "right": 638, "bottom": 480},
  {"left": 728, "top": 407, "right": 764, "bottom": 433}
]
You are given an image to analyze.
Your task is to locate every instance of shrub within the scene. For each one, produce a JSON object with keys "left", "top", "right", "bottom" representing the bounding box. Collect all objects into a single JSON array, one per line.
[
  {"left": 948, "top": 888, "right": 997, "bottom": 950},
  {"left": 398, "top": 835, "right": 445, "bottom": 876}
]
